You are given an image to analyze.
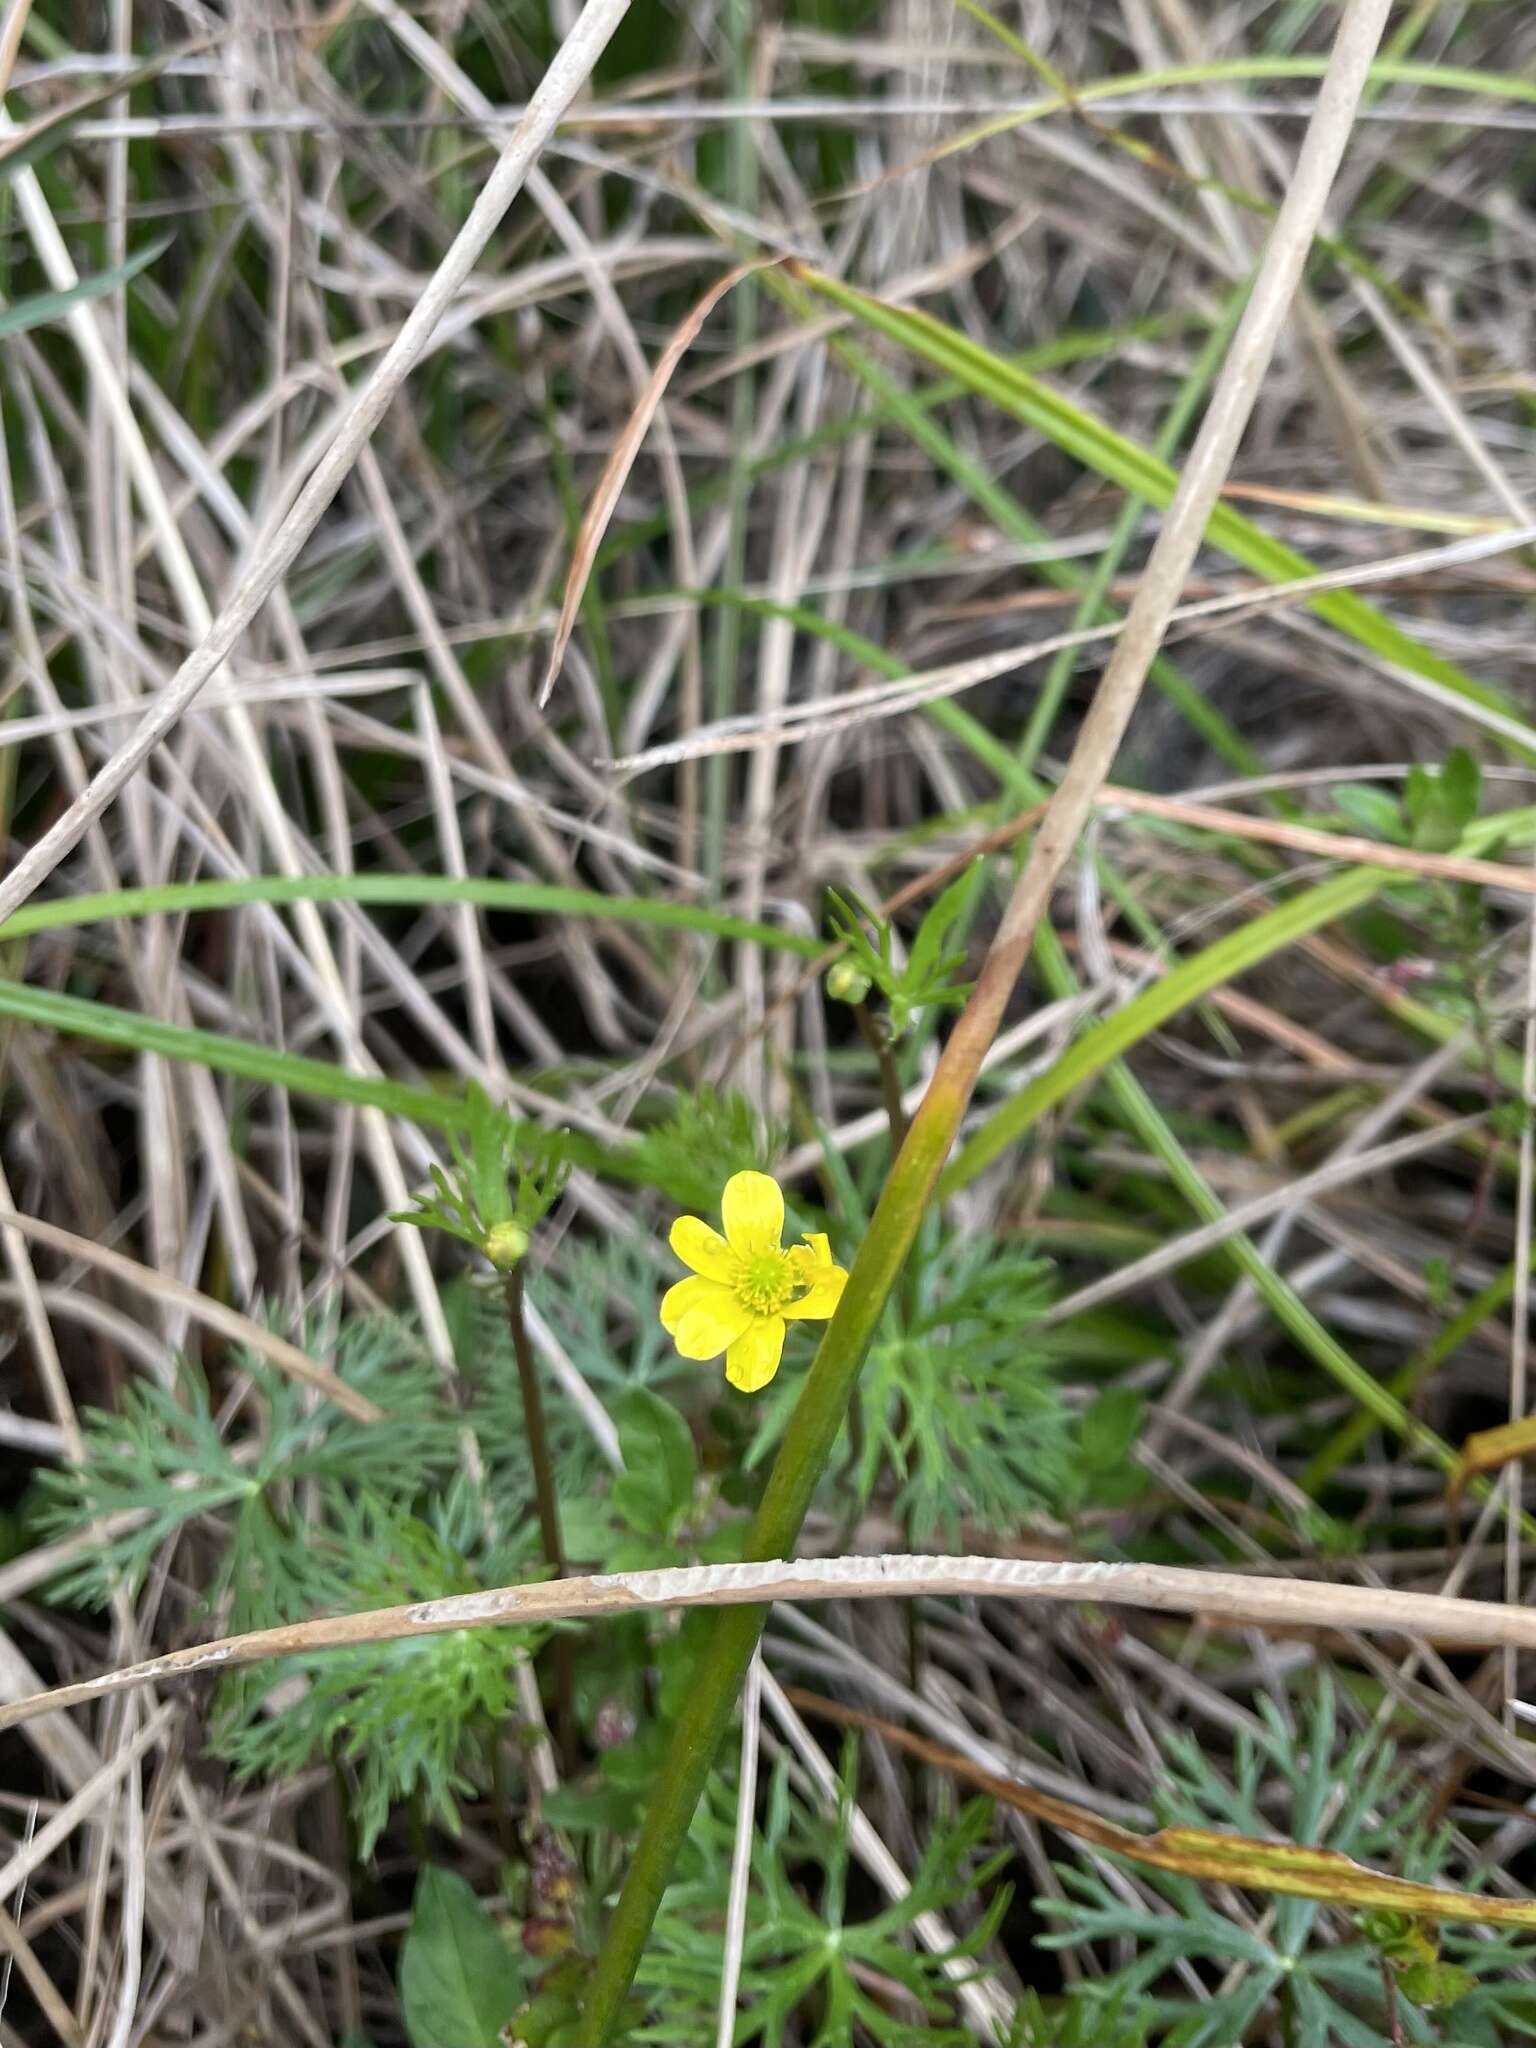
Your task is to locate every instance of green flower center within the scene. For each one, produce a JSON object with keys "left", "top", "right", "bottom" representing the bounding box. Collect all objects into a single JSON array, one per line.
[{"left": 732, "top": 1249, "right": 798, "bottom": 1316}]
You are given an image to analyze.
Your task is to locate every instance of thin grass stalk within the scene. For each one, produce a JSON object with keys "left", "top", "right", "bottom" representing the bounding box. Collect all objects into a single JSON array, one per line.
[{"left": 574, "top": 6, "right": 1394, "bottom": 2033}]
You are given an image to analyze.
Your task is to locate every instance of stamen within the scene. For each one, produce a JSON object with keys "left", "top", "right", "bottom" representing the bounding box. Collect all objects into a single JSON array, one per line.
[{"left": 732, "top": 1249, "right": 799, "bottom": 1315}]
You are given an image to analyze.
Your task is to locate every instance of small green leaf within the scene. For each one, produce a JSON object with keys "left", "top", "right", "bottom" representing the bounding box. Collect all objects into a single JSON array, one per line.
[
  {"left": 1397, "top": 1959, "right": 1477, "bottom": 2009},
  {"left": 1424, "top": 1255, "right": 1453, "bottom": 1312},
  {"left": 462, "top": 1081, "right": 513, "bottom": 1226},
  {"left": 907, "top": 865, "right": 974, "bottom": 987},
  {"left": 1404, "top": 749, "right": 1482, "bottom": 853},
  {"left": 1078, "top": 1387, "right": 1144, "bottom": 1470},
  {"left": 1087, "top": 1466, "right": 1149, "bottom": 1508},
  {"left": 0, "top": 236, "right": 173, "bottom": 343},
  {"left": 398, "top": 1868, "right": 523, "bottom": 2048},
  {"left": 1440, "top": 747, "right": 1481, "bottom": 834},
  {"left": 616, "top": 1389, "right": 697, "bottom": 1525},
  {"left": 609, "top": 1469, "right": 670, "bottom": 1539},
  {"left": 1331, "top": 784, "right": 1404, "bottom": 843}
]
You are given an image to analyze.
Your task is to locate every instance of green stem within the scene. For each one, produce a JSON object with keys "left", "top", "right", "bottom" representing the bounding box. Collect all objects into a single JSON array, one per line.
[
  {"left": 505, "top": 1266, "right": 575, "bottom": 1775},
  {"left": 852, "top": 1000, "right": 908, "bottom": 1152}
]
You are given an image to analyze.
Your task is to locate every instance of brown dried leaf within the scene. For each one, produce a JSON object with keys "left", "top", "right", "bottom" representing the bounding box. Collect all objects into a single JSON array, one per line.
[
  {"left": 787, "top": 1689, "right": 1536, "bottom": 1929},
  {"left": 536, "top": 257, "right": 779, "bottom": 708}
]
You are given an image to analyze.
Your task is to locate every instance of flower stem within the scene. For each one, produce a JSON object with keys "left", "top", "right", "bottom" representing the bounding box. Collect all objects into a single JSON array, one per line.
[
  {"left": 505, "top": 1266, "right": 576, "bottom": 1774},
  {"left": 575, "top": 1049, "right": 978, "bottom": 2045},
  {"left": 852, "top": 1000, "right": 908, "bottom": 1152}
]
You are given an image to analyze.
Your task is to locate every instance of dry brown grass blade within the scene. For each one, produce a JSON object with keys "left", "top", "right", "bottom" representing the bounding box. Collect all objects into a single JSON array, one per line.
[
  {"left": 535, "top": 256, "right": 779, "bottom": 709},
  {"left": 785, "top": 1690, "right": 1536, "bottom": 1929},
  {"left": 9, "top": 1550, "right": 1536, "bottom": 1737},
  {"left": 0, "top": 0, "right": 635, "bottom": 929},
  {"left": 0, "top": 1211, "right": 380, "bottom": 1421},
  {"left": 754, "top": 770, "right": 1536, "bottom": 1049},
  {"left": 1095, "top": 784, "right": 1536, "bottom": 898},
  {"left": 1450, "top": 1418, "right": 1536, "bottom": 1511},
  {"left": 0, "top": 0, "right": 35, "bottom": 99}
]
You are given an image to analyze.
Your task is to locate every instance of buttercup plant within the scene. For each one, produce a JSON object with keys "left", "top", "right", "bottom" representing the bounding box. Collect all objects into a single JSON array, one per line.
[
  {"left": 826, "top": 873, "right": 979, "bottom": 1154},
  {"left": 824, "top": 870, "right": 977, "bottom": 1043}
]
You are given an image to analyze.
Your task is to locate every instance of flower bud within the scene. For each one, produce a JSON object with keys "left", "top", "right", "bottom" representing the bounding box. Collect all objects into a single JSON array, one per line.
[
  {"left": 530, "top": 1831, "right": 578, "bottom": 1907},
  {"left": 484, "top": 1220, "right": 530, "bottom": 1271},
  {"left": 826, "top": 958, "right": 872, "bottom": 1005},
  {"left": 593, "top": 1698, "right": 637, "bottom": 1751},
  {"left": 521, "top": 1915, "right": 573, "bottom": 1960}
]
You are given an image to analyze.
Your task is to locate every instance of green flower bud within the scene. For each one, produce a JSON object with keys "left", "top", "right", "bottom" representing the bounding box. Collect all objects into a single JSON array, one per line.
[
  {"left": 826, "top": 959, "right": 872, "bottom": 1005},
  {"left": 484, "top": 1220, "right": 530, "bottom": 1271}
]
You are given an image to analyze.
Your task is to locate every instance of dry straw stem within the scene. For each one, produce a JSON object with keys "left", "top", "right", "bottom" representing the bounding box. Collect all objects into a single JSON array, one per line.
[
  {"left": 1043, "top": 1110, "right": 1487, "bottom": 1326},
  {"left": 0, "top": 0, "right": 634, "bottom": 929},
  {"left": 785, "top": 1689, "right": 1536, "bottom": 1931},
  {"left": 10, "top": 1551, "right": 1536, "bottom": 1738},
  {"left": 758, "top": 772, "right": 1536, "bottom": 1048},
  {"left": 0, "top": 1210, "right": 380, "bottom": 1421},
  {"left": 1090, "top": 782, "right": 1536, "bottom": 899},
  {"left": 537, "top": 258, "right": 779, "bottom": 709},
  {"left": 609, "top": 520, "right": 1536, "bottom": 772}
]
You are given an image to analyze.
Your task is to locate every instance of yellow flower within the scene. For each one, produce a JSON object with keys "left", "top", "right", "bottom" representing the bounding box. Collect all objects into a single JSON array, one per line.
[{"left": 660, "top": 1170, "right": 848, "bottom": 1392}]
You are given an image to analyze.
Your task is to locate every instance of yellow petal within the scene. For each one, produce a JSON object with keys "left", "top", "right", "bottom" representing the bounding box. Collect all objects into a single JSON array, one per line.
[
  {"left": 783, "top": 1263, "right": 847, "bottom": 1321},
  {"left": 669, "top": 1214, "right": 734, "bottom": 1281},
  {"left": 801, "top": 1231, "right": 833, "bottom": 1266},
  {"left": 721, "top": 1170, "right": 784, "bottom": 1255},
  {"left": 725, "top": 1316, "right": 786, "bottom": 1391},
  {"left": 672, "top": 1282, "right": 753, "bottom": 1361},
  {"left": 660, "top": 1274, "right": 715, "bottom": 1334}
]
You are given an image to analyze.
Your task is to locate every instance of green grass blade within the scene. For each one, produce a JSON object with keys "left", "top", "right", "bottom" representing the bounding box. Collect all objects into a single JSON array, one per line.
[
  {"left": 0, "top": 976, "right": 463, "bottom": 1127},
  {"left": 939, "top": 868, "right": 1384, "bottom": 1195},
  {"left": 0, "top": 977, "right": 642, "bottom": 1181},
  {"left": 0, "top": 236, "right": 172, "bottom": 342},
  {"left": 797, "top": 303, "right": 1264, "bottom": 780},
  {"left": 1019, "top": 280, "right": 1250, "bottom": 770},
  {"left": 789, "top": 267, "right": 1527, "bottom": 745},
  {"left": 596, "top": 317, "right": 1186, "bottom": 570},
  {"left": 0, "top": 873, "right": 824, "bottom": 957},
  {"left": 1019, "top": 926, "right": 1462, "bottom": 1477}
]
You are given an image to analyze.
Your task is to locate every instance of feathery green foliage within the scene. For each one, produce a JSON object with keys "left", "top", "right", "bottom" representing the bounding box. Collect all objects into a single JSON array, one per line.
[
  {"left": 31, "top": 1320, "right": 457, "bottom": 1629},
  {"left": 1040, "top": 1686, "right": 1536, "bottom": 2047},
  {"left": 214, "top": 1484, "right": 546, "bottom": 1856}
]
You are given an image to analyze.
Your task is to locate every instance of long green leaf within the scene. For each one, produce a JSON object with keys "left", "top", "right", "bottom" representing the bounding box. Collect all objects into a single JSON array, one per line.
[
  {"left": 801, "top": 305, "right": 1265, "bottom": 782},
  {"left": 939, "top": 867, "right": 1383, "bottom": 1195},
  {"left": 0, "top": 977, "right": 648, "bottom": 1183},
  {"left": 0, "top": 237, "right": 171, "bottom": 343},
  {"left": 0, "top": 873, "right": 824, "bottom": 956},
  {"left": 0, "top": 977, "right": 466, "bottom": 1125}
]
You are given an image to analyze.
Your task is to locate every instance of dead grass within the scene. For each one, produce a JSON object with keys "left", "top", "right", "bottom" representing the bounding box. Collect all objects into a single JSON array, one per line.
[{"left": 2, "top": 0, "right": 1536, "bottom": 2041}]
